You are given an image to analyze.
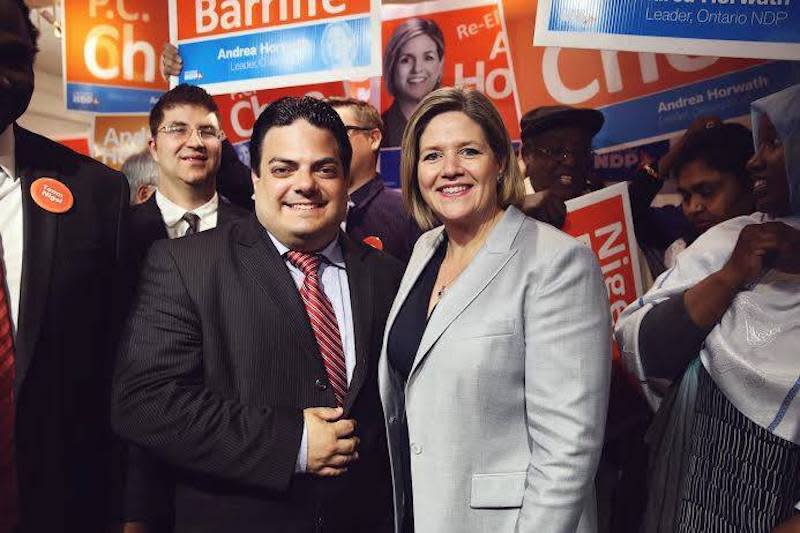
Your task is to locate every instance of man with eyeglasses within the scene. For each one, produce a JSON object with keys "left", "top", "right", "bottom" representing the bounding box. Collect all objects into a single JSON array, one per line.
[
  {"left": 128, "top": 84, "right": 248, "bottom": 274},
  {"left": 519, "top": 105, "right": 604, "bottom": 229},
  {"left": 122, "top": 84, "right": 248, "bottom": 532},
  {"left": 327, "top": 97, "right": 421, "bottom": 263}
]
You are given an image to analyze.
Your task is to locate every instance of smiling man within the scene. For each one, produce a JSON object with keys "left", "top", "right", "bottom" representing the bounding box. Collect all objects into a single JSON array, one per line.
[
  {"left": 128, "top": 84, "right": 248, "bottom": 274},
  {"left": 112, "top": 96, "right": 402, "bottom": 532}
]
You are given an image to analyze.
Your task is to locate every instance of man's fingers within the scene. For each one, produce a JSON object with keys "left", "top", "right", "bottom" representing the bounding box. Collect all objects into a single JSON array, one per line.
[
  {"left": 332, "top": 418, "right": 356, "bottom": 437},
  {"left": 324, "top": 451, "right": 360, "bottom": 468},
  {"left": 316, "top": 466, "right": 348, "bottom": 477},
  {"left": 310, "top": 406, "right": 343, "bottom": 421}
]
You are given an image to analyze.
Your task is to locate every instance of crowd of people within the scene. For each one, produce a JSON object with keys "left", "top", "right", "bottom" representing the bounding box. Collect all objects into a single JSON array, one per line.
[{"left": 1, "top": 0, "right": 798, "bottom": 532}]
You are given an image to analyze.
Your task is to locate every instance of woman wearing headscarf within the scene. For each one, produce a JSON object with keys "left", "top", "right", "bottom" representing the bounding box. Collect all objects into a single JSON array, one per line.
[{"left": 615, "top": 84, "right": 800, "bottom": 532}]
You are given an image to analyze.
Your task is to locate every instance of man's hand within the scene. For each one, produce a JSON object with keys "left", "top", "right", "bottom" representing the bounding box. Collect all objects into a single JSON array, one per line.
[
  {"left": 721, "top": 222, "right": 800, "bottom": 288},
  {"left": 160, "top": 43, "right": 183, "bottom": 79},
  {"left": 521, "top": 188, "right": 568, "bottom": 229},
  {"left": 304, "top": 407, "right": 359, "bottom": 477}
]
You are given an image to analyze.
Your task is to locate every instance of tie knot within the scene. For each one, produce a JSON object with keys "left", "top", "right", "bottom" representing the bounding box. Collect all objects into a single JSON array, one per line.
[
  {"left": 182, "top": 212, "right": 200, "bottom": 235},
  {"left": 286, "top": 251, "right": 321, "bottom": 276}
]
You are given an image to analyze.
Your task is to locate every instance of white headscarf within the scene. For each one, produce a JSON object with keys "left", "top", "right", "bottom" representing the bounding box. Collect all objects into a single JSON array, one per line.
[{"left": 615, "top": 84, "right": 800, "bottom": 445}]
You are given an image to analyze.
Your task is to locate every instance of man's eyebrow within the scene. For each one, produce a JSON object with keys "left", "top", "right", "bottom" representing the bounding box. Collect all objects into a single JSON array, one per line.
[
  {"left": 311, "top": 157, "right": 339, "bottom": 167},
  {"left": 267, "top": 157, "right": 298, "bottom": 165}
]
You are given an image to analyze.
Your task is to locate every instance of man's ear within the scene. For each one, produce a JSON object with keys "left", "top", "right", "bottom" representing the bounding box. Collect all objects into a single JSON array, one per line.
[
  {"left": 251, "top": 170, "right": 260, "bottom": 185},
  {"left": 148, "top": 138, "right": 159, "bottom": 162},
  {"left": 369, "top": 128, "right": 383, "bottom": 152},
  {"left": 137, "top": 184, "right": 155, "bottom": 204}
]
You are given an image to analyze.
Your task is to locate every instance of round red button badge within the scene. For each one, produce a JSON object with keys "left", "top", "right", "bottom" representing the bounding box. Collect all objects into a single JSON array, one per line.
[
  {"left": 31, "top": 178, "right": 74, "bottom": 214},
  {"left": 362, "top": 236, "right": 384, "bottom": 251}
]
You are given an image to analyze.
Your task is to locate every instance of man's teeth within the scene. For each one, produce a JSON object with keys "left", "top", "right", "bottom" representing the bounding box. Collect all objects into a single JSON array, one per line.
[{"left": 289, "top": 204, "right": 318, "bottom": 210}]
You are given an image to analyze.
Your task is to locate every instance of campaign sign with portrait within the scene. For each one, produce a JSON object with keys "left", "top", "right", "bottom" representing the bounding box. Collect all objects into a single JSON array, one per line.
[
  {"left": 563, "top": 182, "right": 643, "bottom": 326},
  {"left": 63, "top": 0, "right": 168, "bottom": 113},
  {"left": 168, "top": 0, "right": 381, "bottom": 95},
  {"left": 534, "top": 0, "right": 799, "bottom": 61},
  {"left": 380, "top": 0, "right": 522, "bottom": 150},
  {"left": 213, "top": 82, "right": 347, "bottom": 165}
]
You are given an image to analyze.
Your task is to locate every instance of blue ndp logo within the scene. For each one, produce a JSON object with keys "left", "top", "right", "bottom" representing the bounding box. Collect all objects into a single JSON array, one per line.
[{"left": 321, "top": 22, "right": 357, "bottom": 68}]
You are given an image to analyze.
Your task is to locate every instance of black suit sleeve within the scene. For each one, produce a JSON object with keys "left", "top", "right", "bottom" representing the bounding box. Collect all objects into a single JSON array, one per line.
[
  {"left": 217, "top": 140, "right": 254, "bottom": 211},
  {"left": 111, "top": 241, "right": 303, "bottom": 492}
]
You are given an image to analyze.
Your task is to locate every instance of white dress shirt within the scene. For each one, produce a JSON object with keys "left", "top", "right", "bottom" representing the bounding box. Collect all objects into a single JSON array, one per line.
[
  {"left": 0, "top": 126, "right": 24, "bottom": 335},
  {"left": 267, "top": 231, "right": 355, "bottom": 473},
  {"left": 155, "top": 190, "right": 219, "bottom": 238}
]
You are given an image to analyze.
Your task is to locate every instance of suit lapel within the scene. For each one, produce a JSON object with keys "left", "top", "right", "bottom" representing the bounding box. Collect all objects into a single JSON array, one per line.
[
  {"left": 407, "top": 207, "right": 525, "bottom": 383},
  {"left": 340, "top": 234, "right": 372, "bottom": 414},
  {"left": 14, "top": 126, "right": 59, "bottom": 393},
  {"left": 139, "top": 194, "right": 168, "bottom": 241},
  {"left": 235, "top": 216, "right": 320, "bottom": 359}
]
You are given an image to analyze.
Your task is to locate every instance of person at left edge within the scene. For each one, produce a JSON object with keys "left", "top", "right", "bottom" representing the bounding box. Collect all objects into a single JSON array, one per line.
[
  {"left": 112, "top": 96, "right": 402, "bottom": 532},
  {"left": 0, "top": 1, "right": 129, "bottom": 531}
]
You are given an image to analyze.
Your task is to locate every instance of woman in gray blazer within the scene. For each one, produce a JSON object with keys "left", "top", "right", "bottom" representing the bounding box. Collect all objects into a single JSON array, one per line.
[{"left": 378, "top": 88, "right": 612, "bottom": 533}]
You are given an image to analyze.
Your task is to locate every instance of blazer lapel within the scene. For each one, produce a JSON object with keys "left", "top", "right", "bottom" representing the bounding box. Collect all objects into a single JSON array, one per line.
[
  {"left": 236, "top": 216, "right": 320, "bottom": 359},
  {"left": 407, "top": 207, "right": 526, "bottom": 383},
  {"left": 14, "top": 126, "right": 58, "bottom": 394},
  {"left": 340, "top": 234, "right": 372, "bottom": 414},
  {"left": 139, "top": 194, "right": 168, "bottom": 241}
]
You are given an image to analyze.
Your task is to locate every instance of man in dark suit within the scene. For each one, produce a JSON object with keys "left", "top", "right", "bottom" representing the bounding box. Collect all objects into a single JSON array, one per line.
[
  {"left": 326, "top": 97, "right": 421, "bottom": 263},
  {"left": 122, "top": 84, "right": 248, "bottom": 532},
  {"left": 112, "top": 96, "right": 402, "bottom": 532},
  {"left": 0, "top": 1, "right": 128, "bottom": 531},
  {"left": 128, "top": 84, "right": 248, "bottom": 271}
]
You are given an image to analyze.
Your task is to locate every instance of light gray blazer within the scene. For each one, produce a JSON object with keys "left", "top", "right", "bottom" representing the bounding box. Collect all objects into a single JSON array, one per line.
[{"left": 378, "top": 206, "right": 611, "bottom": 533}]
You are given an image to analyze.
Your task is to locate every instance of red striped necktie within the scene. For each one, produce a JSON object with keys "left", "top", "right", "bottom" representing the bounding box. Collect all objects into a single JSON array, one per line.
[
  {"left": 0, "top": 264, "right": 18, "bottom": 531},
  {"left": 286, "top": 251, "right": 347, "bottom": 406}
]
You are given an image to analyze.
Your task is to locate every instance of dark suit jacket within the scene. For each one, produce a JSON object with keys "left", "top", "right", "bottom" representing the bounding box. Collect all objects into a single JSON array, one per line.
[
  {"left": 346, "top": 175, "right": 421, "bottom": 264},
  {"left": 128, "top": 192, "right": 248, "bottom": 272},
  {"left": 11, "top": 124, "right": 128, "bottom": 532},
  {"left": 112, "top": 215, "right": 403, "bottom": 533},
  {"left": 122, "top": 191, "right": 248, "bottom": 528}
]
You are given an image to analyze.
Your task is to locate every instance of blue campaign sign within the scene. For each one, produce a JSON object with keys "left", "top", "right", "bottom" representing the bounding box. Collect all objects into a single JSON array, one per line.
[
  {"left": 595, "top": 60, "right": 800, "bottom": 150},
  {"left": 169, "top": 0, "right": 381, "bottom": 96},
  {"left": 66, "top": 83, "right": 164, "bottom": 114},
  {"left": 534, "top": 0, "right": 800, "bottom": 60}
]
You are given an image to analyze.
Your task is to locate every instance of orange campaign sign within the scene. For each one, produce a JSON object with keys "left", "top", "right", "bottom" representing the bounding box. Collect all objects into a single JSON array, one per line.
[
  {"left": 63, "top": 0, "right": 169, "bottom": 113},
  {"left": 563, "top": 182, "right": 643, "bottom": 326},
  {"left": 93, "top": 114, "right": 151, "bottom": 170},
  {"left": 213, "top": 82, "right": 347, "bottom": 165},
  {"left": 380, "top": 0, "right": 521, "bottom": 149},
  {"left": 55, "top": 137, "right": 92, "bottom": 157}
]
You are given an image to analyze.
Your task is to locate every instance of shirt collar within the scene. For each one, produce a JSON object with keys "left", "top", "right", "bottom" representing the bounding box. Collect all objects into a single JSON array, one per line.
[
  {"left": 155, "top": 190, "right": 219, "bottom": 228},
  {"left": 0, "top": 125, "right": 15, "bottom": 183},
  {"left": 267, "top": 230, "right": 345, "bottom": 269}
]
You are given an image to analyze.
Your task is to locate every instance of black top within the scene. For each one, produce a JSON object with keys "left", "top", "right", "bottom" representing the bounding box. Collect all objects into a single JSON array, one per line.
[{"left": 387, "top": 240, "right": 446, "bottom": 383}]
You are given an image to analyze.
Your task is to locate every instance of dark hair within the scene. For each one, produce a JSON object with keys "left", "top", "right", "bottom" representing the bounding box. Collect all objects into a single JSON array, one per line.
[
  {"left": 384, "top": 18, "right": 445, "bottom": 98},
  {"left": 250, "top": 96, "right": 352, "bottom": 179},
  {"left": 671, "top": 122, "right": 754, "bottom": 188},
  {"left": 149, "top": 84, "right": 219, "bottom": 137},
  {"left": 14, "top": 0, "right": 39, "bottom": 47}
]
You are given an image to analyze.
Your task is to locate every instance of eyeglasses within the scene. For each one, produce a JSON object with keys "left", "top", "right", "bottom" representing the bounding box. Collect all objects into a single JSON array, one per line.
[
  {"left": 344, "top": 125, "right": 374, "bottom": 137},
  {"left": 530, "top": 145, "right": 591, "bottom": 163},
  {"left": 157, "top": 124, "right": 225, "bottom": 143}
]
